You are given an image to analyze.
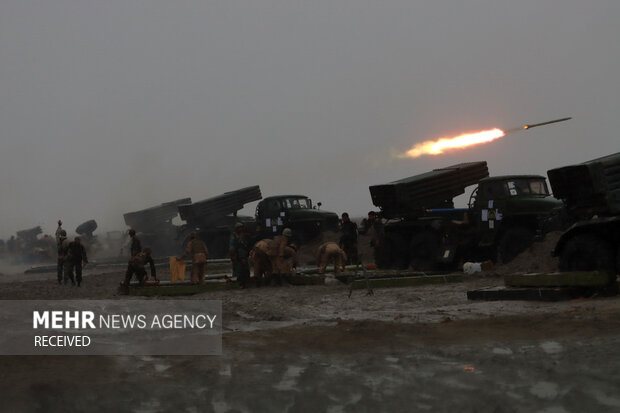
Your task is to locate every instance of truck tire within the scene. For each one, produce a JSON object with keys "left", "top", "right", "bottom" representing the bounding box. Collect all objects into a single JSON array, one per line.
[
  {"left": 498, "top": 228, "right": 535, "bottom": 264},
  {"left": 558, "top": 234, "right": 615, "bottom": 272},
  {"left": 409, "top": 231, "right": 440, "bottom": 271}
]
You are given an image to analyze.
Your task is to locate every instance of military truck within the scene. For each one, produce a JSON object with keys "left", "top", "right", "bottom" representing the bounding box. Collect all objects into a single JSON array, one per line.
[
  {"left": 124, "top": 186, "right": 339, "bottom": 258},
  {"left": 369, "top": 162, "right": 563, "bottom": 269},
  {"left": 548, "top": 151, "right": 620, "bottom": 273}
]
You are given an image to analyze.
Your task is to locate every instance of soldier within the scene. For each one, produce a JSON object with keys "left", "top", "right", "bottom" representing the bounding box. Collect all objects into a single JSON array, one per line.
[
  {"left": 367, "top": 211, "right": 385, "bottom": 265},
  {"left": 128, "top": 229, "right": 142, "bottom": 257},
  {"left": 269, "top": 228, "right": 298, "bottom": 285},
  {"left": 122, "top": 247, "right": 157, "bottom": 286},
  {"left": 64, "top": 237, "right": 88, "bottom": 287},
  {"left": 249, "top": 238, "right": 272, "bottom": 286},
  {"left": 177, "top": 232, "right": 208, "bottom": 284},
  {"left": 229, "top": 223, "right": 251, "bottom": 288},
  {"left": 339, "top": 212, "right": 358, "bottom": 265},
  {"left": 55, "top": 220, "right": 64, "bottom": 244},
  {"left": 56, "top": 230, "right": 69, "bottom": 284},
  {"left": 316, "top": 242, "right": 347, "bottom": 274}
]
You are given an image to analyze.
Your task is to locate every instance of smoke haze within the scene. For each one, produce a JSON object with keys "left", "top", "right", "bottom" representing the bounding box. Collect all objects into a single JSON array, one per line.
[{"left": 1, "top": 1, "right": 618, "bottom": 238}]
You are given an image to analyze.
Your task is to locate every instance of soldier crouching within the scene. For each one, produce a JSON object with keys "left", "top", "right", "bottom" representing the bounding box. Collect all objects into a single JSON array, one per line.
[
  {"left": 122, "top": 247, "right": 157, "bottom": 286},
  {"left": 316, "top": 242, "right": 347, "bottom": 274}
]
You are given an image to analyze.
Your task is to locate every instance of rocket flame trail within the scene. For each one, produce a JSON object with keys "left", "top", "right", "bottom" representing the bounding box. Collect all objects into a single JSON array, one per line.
[
  {"left": 398, "top": 117, "right": 571, "bottom": 159},
  {"left": 399, "top": 128, "right": 505, "bottom": 158}
]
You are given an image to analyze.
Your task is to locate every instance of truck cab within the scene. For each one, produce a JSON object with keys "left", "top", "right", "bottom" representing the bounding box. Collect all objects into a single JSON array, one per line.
[
  {"left": 470, "top": 175, "right": 563, "bottom": 262},
  {"left": 255, "top": 195, "right": 339, "bottom": 241}
]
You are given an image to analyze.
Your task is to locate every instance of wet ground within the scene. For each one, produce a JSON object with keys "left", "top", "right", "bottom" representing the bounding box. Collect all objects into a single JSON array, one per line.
[{"left": 2, "top": 260, "right": 620, "bottom": 411}]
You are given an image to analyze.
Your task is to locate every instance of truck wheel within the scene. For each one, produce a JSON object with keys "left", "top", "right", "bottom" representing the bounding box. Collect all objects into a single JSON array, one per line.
[
  {"left": 409, "top": 231, "right": 440, "bottom": 271},
  {"left": 498, "top": 228, "right": 534, "bottom": 264},
  {"left": 558, "top": 234, "right": 615, "bottom": 272}
]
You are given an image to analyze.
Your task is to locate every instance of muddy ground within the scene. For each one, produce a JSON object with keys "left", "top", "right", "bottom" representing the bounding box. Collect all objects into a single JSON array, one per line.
[{"left": 2, "top": 233, "right": 620, "bottom": 412}]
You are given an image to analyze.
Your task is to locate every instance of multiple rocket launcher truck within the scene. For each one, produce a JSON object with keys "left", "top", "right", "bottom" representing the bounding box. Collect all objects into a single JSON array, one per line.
[
  {"left": 369, "top": 151, "right": 620, "bottom": 274},
  {"left": 369, "top": 162, "right": 563, "bottom": 270},
  {"left": 122, "top": 186, "right": 339, "bottom": 258},
  {"left": 548, "top": 151, "right": 620, "bottom": 273}
]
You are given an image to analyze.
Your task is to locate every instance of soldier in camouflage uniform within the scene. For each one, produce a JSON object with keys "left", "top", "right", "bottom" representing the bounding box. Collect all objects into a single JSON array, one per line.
[
  {"left": 249, "top": 238, "right": 272, "bottom": 286},
  {"left": 316, "top": 242, "right": 347, "bottom": 274},
  {"left": 269, "top": 228, "right": 297, "bottom": 285},
  {"left": 177, "top": 232, "right": 208, "bottom": 284}
]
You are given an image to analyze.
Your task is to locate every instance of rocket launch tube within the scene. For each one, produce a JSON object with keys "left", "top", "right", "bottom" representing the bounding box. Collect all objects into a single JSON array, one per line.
[{"left": 523, "top": 117, "right": 572, "bottom": 130}]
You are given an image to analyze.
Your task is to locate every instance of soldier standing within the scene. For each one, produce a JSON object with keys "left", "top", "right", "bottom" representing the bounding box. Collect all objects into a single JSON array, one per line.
[
  {"left": 229, "top": 223, "right": 251, "bottom": 288},
  {"left": 56, "top": 230, "right": 69, "bottom": 284},
  {"left": 122, "top": 247, "right": 157, "bottom": 286},
  {"left": 55, "top": 220, "right": 64, "bottom": 244},
  {"left": 367, "top": 211, "right": 385, "bottom": 265},
  {"left": 339, "top": 212, "right": 358, "bottom": 265},
  {"left": 177, "top": 232, "right": 208, "bottom": 284},
  {"left": 64, "top": 237, "right": 88, "bottom": 287},
  {"left": 128, "top": 229, "right": 142, "bottom": 257}
]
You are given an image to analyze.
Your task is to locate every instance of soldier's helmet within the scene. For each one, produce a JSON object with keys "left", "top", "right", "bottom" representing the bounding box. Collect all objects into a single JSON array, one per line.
[
  {"left": 59, "top": 230, "right": 67, "bottom": 238},
  {"left": 282, "top": 228, "right": 293, "bottom": 237},
  {"left": 234, "top": 222, "right": 244, "bottom": 229}
]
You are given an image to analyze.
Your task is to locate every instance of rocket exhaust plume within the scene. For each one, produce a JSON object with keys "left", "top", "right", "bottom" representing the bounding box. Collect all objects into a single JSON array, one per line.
[{"left": 399, "top": 117, "right": 571, "bottom": 159}]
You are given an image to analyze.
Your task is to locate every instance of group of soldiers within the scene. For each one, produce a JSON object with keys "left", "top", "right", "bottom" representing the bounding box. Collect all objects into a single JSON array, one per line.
[
  {"left": 53, "top": 210, "right": 385, "bottom": 288},
  {"left": 55, "top": 220, "right": 89, "bottom": 286}
]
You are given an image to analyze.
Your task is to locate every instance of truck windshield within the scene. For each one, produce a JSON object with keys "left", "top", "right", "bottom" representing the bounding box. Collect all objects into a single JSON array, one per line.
[
  {"left": 283, "top": 198, "right": 312, "bottom": 209},
  {"left": 505, "top": 179, "right": 549, "bottom": 196}
]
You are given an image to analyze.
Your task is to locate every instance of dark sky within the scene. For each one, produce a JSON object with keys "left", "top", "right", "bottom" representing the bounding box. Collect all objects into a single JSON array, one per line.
[{"left": 1, "top": 1, "right": 618, "bottom": 237}]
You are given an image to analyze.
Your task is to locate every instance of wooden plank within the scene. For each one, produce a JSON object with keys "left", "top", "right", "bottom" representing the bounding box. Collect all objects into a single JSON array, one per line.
[
  {"left": 350, "top": 274, "right": 462, "bottom": 290},
  {"left": 119, "top": 280, "right": 237, "bottom": 296},
  {"left": 468, "top": 284, "right": 618, "bottom": 302},
  {"left": 504, "top": 271, "right": 617, "bottom": 288}
]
